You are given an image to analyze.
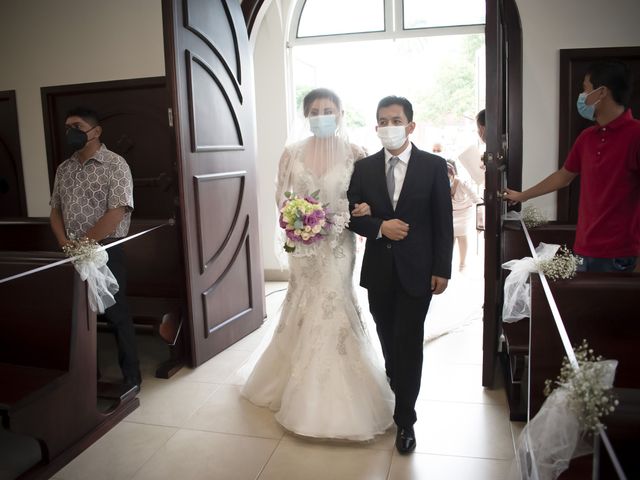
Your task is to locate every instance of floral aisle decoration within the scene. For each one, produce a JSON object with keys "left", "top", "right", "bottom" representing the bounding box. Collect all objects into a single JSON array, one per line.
[
  {"left": 502, "top": 244, "right": 582, "bottom": 323},
  {"left": 544, "top": 340, "right": 619, "bottom": 433},
  {"left": 279, "top": 191, "right": 332, "bottom": 253},
  {"left": 510, "top": 341, "right": 618, "bottom": 480},
  {"left": 536, "top": 246, "right": 583, "bottom": 281},
  {"left": 521, "top": 204, "right": 549, "bottom": 229},
  {"left": 63, "top": 236, "right": 119, "bottom": 313}
]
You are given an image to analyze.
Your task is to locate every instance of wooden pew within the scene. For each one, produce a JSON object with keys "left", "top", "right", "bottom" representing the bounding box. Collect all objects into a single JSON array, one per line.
[
  {"left": 0, "top": 217, "right": 187, "bottom": 378},
  {"left": 529, "top": 273, "right": 640, "bottom": 479},
  {"left": 501, "top": 220, "right": 577, "bottom": 420},
  {"left": 0, "top": 252, "right": 139, "bottom": 479}
]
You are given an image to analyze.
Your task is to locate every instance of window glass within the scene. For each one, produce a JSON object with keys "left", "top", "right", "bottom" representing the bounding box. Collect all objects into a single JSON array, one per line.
[
  {"left": 403, "top": 0, "right": 485, "bottom": 29},
  {"left": 297, "top": 0, "right": 385, "bottom": 38}
]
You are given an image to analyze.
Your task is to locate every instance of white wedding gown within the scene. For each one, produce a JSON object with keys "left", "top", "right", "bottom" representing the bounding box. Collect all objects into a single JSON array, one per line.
[{"left": 241, "top": 138, "right": 394, "bottom": 441}]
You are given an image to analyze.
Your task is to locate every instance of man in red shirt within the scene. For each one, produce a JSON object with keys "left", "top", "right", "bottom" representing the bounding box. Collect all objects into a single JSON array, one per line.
[{"left": 504, "top": 61, "right": 639, "bottom": 272}]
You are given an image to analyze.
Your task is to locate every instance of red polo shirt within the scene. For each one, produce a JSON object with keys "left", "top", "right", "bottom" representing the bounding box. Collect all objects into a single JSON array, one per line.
[{"left": 564, "top": 109, "right": 640, "bottom": 258}]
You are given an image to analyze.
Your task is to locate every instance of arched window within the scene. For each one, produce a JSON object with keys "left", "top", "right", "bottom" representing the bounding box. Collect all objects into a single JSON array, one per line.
[
  {"left": 288, "top": 0, "right": 486, "bottom": 155},
  {"left": 293, "top": 0, "right": 484, "bottom": 41}
]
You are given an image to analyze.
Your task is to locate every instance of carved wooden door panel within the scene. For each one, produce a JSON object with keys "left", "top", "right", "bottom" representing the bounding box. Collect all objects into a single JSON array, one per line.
[{"left": 163, "top": 0, "right": 264, "bottom": 366}]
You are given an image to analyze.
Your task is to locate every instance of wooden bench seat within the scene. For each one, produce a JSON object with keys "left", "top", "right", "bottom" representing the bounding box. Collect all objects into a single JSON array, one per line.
[
  {"left": 0, "top": 217, "right": 187, "bottom": 378},
  {"left": 0, "top": 252, "right": 139, "bottom": 479}
]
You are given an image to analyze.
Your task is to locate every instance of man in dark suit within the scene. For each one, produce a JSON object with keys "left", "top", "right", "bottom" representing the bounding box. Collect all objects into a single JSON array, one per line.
[{"left": 347, "top": 96, "right": 453, "bottom": 454}]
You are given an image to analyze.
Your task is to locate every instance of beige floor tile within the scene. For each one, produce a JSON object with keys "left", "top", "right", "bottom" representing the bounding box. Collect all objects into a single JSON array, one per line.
[
  {"left": 420, "top": 362, "right": 507, "bottom": 405},
  {"left": 172, "top": 347, "right": 254, "bottom": 384},
  {"left": 413, "top": 400, "right": 514, "bottom": 459},
  {"left": 424, "top": 322, "right": 484, "bottom": 366},
  {"left": 124, "top": 378, "right": 219, "bottom": 427},
  {"left": 131, "top": 429, "right": 278, "bottom": 480},
  {"left": 258, "top": 435, "right": 393, "bottom": 480},
  {"left": 388, "top": 452, "right": 511, "bottom": 480},
  {"left": 53, "top": 422, "right": 176, "bottom": 480},
  {"left": 185, "top": 384, "right": 285, "bottom": 439}
]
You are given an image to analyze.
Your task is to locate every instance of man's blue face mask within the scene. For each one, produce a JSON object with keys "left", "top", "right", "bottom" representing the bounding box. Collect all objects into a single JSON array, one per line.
[{"left": 576, "top": 87, "right": 602, "bottom": 121}]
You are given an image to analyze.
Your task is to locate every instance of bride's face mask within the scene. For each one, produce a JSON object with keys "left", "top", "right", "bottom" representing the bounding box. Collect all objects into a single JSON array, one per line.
[
  {"left": 307, "top": 98, "right": 341, "bottom": 138},
  {"left": 309, "top": 114, "right": 337, "bottom": 138}
]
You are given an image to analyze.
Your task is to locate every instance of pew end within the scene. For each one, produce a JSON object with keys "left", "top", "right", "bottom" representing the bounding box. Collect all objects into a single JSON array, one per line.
[{"left": 0, "top": 253, "right": 139, "bottom": 479}]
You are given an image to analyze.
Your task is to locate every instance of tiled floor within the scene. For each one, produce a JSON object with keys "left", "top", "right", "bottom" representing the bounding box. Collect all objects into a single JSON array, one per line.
[{"left": 53, "top": 261, "right": 522, "bottom": 480}]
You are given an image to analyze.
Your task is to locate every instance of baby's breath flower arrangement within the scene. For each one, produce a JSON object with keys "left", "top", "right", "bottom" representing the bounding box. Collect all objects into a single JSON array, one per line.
[
  {"left": 544, "top": 340, "right": 618, "bottom": 433},
  {"left": 61, "top": 234, "right": 118, "bottom": 313},
  {"left": 62, "top": 236, "right": 102, "bottom": 263},
  {"left": 522, "top": 204, "right": 548, "bottom": 229},
  {"left": 536, "top": 245, "right": 583, "bottom": 281}
]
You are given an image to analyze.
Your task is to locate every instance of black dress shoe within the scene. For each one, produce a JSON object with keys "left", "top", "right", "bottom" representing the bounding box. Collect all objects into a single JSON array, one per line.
[
  {"left": 124, "top": 375, "right": 142, "bottom": 394},
  {"left": 395, "top": 426, "right": 416, "bottom": 454}
]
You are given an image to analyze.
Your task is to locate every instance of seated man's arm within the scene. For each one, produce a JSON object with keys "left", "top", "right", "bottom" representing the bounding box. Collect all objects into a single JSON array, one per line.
[
  {"left": 86, "top": 207, "right": 126, "bottom": 242},
  {"left": 50, "top": 207, "right": 69, "bottom": 248}
]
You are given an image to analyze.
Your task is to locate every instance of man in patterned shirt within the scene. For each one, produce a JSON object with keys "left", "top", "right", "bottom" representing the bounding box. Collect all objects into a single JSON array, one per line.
[{"left": 50, "top": 107, "right": 141, "bottom": 390}]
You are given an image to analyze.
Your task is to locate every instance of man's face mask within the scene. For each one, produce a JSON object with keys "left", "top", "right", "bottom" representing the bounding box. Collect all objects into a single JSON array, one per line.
[
  {"left": 377, "top": 125, "right": 407, "bottom": 150},
  {"left": 66, "top": 125, "right": 96, "bottom": 151},
  {"left": 576, "top": 87, "right": 603, "bottom": 121}
]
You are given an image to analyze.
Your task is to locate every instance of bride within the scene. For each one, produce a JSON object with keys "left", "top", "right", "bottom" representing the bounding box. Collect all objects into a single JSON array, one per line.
[{"left": 241, "top": 88, "right": 394, "bottom": 440}]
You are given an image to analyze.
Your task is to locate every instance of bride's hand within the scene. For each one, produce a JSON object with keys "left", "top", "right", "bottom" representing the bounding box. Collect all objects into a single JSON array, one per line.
[{"left": 351, "top": 202, "right": 371, "bottom": 217}]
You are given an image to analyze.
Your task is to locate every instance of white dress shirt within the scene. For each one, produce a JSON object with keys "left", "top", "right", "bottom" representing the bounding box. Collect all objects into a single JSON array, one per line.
[{"left": 385, "top": 142, "right": 412, "bottom": 210}]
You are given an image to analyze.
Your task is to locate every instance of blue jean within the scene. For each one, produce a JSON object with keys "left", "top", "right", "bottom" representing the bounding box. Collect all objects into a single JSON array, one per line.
[{"left": 576, "top": 255, "right": 637, "bottom": 273}]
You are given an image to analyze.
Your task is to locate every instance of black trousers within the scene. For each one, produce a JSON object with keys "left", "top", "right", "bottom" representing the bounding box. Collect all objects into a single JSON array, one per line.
[
  {"left": 99, "top": 244, "right": 140, "bottom": 382},
  {"left": 367, "top": 267, "right": 432, "bottom": 428}
]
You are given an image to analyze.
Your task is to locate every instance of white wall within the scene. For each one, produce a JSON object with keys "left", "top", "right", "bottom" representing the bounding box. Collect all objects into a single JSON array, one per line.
[
  {"left": 0, "top": 0, "right": 165, "bottom": 217},
  {"left": 516, "top": 0, "right": 640, "bottom": 217},
  {"left": 253, "top": 0, "right": 293, "bottom": 278}
]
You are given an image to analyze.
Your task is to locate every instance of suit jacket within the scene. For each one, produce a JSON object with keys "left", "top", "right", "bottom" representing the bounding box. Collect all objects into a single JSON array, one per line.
[{"left": 347, "top": 144, "right": 453, "bottom": 297}]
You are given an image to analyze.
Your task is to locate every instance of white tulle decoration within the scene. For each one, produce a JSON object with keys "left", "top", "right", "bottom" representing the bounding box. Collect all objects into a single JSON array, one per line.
[
  {"left": 65, "top": 239, "right": 119, "bottom": 314},
  {"left": 510, "top": 360, "right": 618, "bottom": 480},
  {"left": 502, "top": 242, "right": 560, "bottom": 323}
]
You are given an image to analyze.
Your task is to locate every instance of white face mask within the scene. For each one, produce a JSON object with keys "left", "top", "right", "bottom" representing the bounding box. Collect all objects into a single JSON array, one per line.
[
  {"left": 377, "top": 125, "right": 407, "bottom": 150},
  {"left": 309, "top": 114, "right": 337, "bottom": 138}
]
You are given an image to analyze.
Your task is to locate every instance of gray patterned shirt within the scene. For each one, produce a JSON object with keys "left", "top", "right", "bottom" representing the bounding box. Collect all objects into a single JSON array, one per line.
[{"left": 50, "top": 144, "right": 134, "bottom": 239}]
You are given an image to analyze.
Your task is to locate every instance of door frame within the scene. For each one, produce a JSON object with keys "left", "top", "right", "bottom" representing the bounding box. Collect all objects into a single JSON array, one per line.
[
  {"left": 482, "top": 0, "right": 523, "bottom": 387},
  {"left": 240, "top": 0, "right": 524, "bottom": 388}
]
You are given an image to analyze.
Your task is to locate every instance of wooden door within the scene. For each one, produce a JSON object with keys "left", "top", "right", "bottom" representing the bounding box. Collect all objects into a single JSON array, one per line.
[
  {"left": 41, "top": 77, "right": 176, "bottom": 219},
  {"left": 482, "top": 0, "right": 522, "bottom": 387},
  {"left": 0, "top": 90, "right": 27, "bottom": 217},
  {"left": 162, "top": 0, "right": 264, "bottom": 366}
]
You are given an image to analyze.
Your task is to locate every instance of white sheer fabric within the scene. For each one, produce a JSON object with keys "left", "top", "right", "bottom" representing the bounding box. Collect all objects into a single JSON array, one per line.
[
  {"left": 510, "top": 360, "right": 618, "bottom": 480},
  {"left": 242, "top": 135, "right": 394, "bottom": 441},
  {"left": 72, "top": 249, "right": 118, "bottom": 313}
]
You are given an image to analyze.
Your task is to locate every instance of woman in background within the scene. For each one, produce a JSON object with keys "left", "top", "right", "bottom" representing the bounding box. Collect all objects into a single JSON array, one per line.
[{"left": 448, "top": 161, "right": 481, "bottom": 272}]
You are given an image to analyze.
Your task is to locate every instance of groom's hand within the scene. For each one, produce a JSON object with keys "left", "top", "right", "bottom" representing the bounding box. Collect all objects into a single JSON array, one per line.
[
  {"left": 431, "top": 276, "right": 448, "bottom": 295},
  {"left": 381, "top": 219, "right": 409, "bottom": 241}
]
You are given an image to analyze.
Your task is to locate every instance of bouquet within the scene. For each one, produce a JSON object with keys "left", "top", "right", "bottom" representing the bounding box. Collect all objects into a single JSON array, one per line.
[{"left": 279, "top": 191, "right": 331, "bottom": 253}]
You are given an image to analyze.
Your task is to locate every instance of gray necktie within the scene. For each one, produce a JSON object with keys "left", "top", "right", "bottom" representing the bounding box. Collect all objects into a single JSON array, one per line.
[{"left": 387, "top": 156, "right": 399, "bottom": 202}]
